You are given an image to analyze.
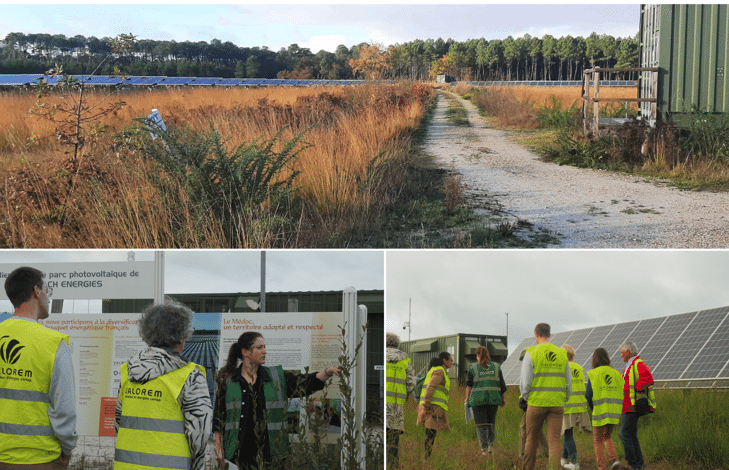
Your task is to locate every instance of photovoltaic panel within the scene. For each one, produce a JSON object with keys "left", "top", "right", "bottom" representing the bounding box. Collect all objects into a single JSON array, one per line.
[
  {"left": 573, "top": 324, "right": 616, "bottom": 369},
  {"left": 638, "top": 311, "right": 697, "bottom": 376},
  {"left": 548, "top": 331, "right": 574, "bottom": 351},
  {"left": 162, "top": 77, "right": 195, "bottom": 85},
  {"left": 600, "top": 320, "right": 639, "bottom": 364},
  {"left": 501, "top": 337, "right": 536, "bottom": 385},
  {"left": 681, "top": 307, "right": 729, "bottom": 379},
  {"left": 611, "top": 316, "right": 667, "bottom": 366},
  {"left": 652, "top": 307, "right": 728, "bottom": 380},
  {"left": 560, "top": 327, "right": 593, "bottom": 354}
]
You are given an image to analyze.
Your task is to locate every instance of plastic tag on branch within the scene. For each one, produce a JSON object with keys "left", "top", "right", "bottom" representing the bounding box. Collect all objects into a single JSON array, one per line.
[{"left": 146, "top": 109, "right": 167, "bottom": 140}]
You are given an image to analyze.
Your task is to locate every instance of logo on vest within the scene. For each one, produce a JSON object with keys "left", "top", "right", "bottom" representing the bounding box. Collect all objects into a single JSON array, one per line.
[
  {"left": 546, "top": 351, "right": 557, "bottom": 362},
  {"left": 125, "top": 386, "right": 163, "bottom": 401},
  {"left": 604, "top": 374, "right": 613, "bottom": 385},
  {"left": 571, "top": 369, "right": 580, "bottom": 379},
  {"left": 0, "top": 336, "right": 32, "bottom": 380}
]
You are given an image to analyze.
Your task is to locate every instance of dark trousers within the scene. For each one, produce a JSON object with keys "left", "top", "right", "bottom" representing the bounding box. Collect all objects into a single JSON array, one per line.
[
  {"left": 619, "top": 412, "right": 645, "bottom": 469},
  {"left": 424, "top": 428, "right": 438, "bottom": 459},
  {"left": 473, "top": 405, "right": 499, "bottom": 450}
]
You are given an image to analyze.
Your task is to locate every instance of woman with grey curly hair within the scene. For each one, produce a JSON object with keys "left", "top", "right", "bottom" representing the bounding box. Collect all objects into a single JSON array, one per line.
[{"left": 114, "top": 301, "right": 212, "bottom": 470}]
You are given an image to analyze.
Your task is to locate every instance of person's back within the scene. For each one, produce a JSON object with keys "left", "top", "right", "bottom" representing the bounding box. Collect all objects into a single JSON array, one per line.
[{"left": 0, "top": 266, "right": 77, "bottom": 468}]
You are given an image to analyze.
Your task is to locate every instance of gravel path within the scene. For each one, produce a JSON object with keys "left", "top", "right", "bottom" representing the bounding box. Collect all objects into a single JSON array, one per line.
[{"left": 426, "top": 91, "right": 729, "bottom": 248}]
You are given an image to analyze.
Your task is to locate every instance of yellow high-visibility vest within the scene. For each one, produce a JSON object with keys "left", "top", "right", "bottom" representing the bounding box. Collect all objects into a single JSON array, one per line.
[
  {"left": 587, "top": 366, "right": 623, "bottom": 427},
  {"left": 386, "top": 357, "right": 410, "bottom": 405},
  {"left": 0, "top": 318, "right": 68, "bottom": 464},
  {"left": 628, "top": 359, "right": 657, "bottom": 411},
  {"left": 527, "top": 343, "right": 568, "bottom": 407},
  {"left": 419, "top": 366, "right": 450, "bottom": 411},
  {"left": 114, "top": 361, "right": 204, "bottom": 470},
  {"left": 564, "top": 362, "right": 587, "bottom": 414}
]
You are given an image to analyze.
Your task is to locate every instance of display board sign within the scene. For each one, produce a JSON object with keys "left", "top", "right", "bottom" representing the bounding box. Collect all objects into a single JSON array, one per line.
[{"left": 0, "top": 262, "right": 155, "bottom": 300}]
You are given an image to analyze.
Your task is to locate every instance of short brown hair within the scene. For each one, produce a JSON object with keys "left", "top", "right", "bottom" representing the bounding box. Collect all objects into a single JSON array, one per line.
[
  {"left": 535, "top": 323, "right": 551, "bottom": 338},
  {"left": 561, "top": 344, "right": 575, "bottom": 361},
  {"left": 4, "top": 267, "right": 45, "bottom": 308}
]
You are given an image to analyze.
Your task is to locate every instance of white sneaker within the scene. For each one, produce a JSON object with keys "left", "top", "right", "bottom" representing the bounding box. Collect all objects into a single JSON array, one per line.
[
  {"left": 564, "top": 464, "right": 578, "bottom": 470},
  {"left": 561, "top": 459, "right": 569, "bottom": 467}
]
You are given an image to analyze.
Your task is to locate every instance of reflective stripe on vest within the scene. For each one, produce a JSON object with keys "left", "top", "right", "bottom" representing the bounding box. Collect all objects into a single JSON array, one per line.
[
  {"left": 629, "top": 358, "right": 657, "bottom": 410},
  {"left": 467, "top": 362, "right": 502, "bottom": 406},
  {"left": 0, "top": 318, "right": 68, "bottom": 464},
  {"left": 386, "top": 358, "right": 410, "bottom": 404},
  {"left": 527, "top": 344, "right": 568, "bottom": 407},
  {"left": 419, "top": 366, "right": 450, "bottom": 411},
  {"left": 564, "top": 362, "right": 587, "bottom": 414},
  {"left": 587, "top": 366, "right": 623, "bottom": 427},
  {"left": 114, "top": 360, "right": 202, "bottom": 470}
]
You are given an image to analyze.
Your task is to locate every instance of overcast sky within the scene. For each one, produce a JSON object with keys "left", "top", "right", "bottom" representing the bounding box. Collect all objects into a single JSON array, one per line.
[
  {"left": 385, "top": 250, "right": 729, "bottom": 355},
  {"left": 2, "top": 4, "right": 640, "bottom": 54},
  {"left": 0, "top": 250, "right": 383, "bottom": 312}
]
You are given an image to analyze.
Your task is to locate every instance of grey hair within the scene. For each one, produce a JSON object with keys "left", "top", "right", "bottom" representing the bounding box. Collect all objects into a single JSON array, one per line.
[
  {"left": 138, "top": 300, "right": 194, "bottom": 348},
  {"left": 621, "top": 341, "right": 638, "bottom": 356},
  {"left": 386, "top": 332, "right": 401, "bottom": 348}
]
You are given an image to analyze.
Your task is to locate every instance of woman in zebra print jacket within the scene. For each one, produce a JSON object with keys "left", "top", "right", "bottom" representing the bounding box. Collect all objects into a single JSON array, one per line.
[{"left": 114, "top": 301, "right": 213, "bottom": 470}]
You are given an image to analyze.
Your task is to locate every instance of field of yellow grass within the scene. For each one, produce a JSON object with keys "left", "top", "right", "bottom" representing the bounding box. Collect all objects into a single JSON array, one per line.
[{"left": 0, "top": 83, "right": 434, "bottom": 248}]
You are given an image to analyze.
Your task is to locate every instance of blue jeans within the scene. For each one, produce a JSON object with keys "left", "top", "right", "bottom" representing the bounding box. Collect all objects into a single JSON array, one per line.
[
  {"left": 619, "top": 412, "right": 644, "bottom": 469},
  {"left": 562, "top": 427, "right": 577, "bottom": 463}
]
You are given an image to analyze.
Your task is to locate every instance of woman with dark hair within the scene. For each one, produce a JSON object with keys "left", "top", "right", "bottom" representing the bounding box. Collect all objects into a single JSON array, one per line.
[
  {"left": 586, "top": 348, "right": 624, "bottom": 470},
  {"left": 417, "top": 351, "right": 454, "bottom": 461},
  {"left": 465, "top": 346, "right": 507, "bottom": 455},
  {"left": 213, "top": 331, "right": 341, "bottom": 470},
  {"left": 115, "top": 300, "right": 212, "bottom": 470}
]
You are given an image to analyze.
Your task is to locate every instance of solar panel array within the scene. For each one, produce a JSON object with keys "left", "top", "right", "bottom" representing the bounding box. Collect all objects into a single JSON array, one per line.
[
  {"left": 0, "top": 75, "right": 637, "bottom": 88},
  {"left": 501, "top": 305, "right": 729, "bottom": 388},
  {"left": 0, "top": 74, "right": 365, "bottom": 88}
]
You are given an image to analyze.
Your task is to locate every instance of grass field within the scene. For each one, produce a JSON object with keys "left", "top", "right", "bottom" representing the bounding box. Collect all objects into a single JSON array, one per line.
[
  {"left": 396, "top": 385, "right": 729, "bottom": 470},
  {"left": 0, "top": 83, "right": 434, "bottom": 247}
]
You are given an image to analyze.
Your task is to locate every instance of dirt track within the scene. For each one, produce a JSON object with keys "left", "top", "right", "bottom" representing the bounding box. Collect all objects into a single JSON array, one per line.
[{"left": 425, "top": 91, "right": 729, "bottom": 248}]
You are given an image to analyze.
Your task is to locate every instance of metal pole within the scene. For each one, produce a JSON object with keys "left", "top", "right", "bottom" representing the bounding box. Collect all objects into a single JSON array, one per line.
[
  {"left": 408, "top": 299, "right": 412, "bottom": 341},
  {"left": 260, "top": 251, "right": 266, "bottom": 313},
  {"left": 505, "top": 312, "right": 509, "bottom": 346},
  {"left": 154, "top": 251, "right": 164, "bottom": 304}
]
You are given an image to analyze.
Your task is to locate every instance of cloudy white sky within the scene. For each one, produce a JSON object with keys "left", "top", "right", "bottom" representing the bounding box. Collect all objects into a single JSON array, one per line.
[
  {"left": 385, "top": 250, "right": 729, "bottom": 355},
  {"left": 0, "top": 250, "right": 383, "bottom": 312},
  {"left": 2, "top": 4, "right": 640, "bottom": 54}
]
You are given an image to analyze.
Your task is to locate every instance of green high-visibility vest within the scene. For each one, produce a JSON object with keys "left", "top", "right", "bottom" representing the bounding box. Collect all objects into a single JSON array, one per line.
[
  {"left": 419, "top": 366, "right": 450, "bottom": 411},
  {"left": 467, "top": 362, "right": 502, "bottom": 407},
  {"left": 386, "top": 358, "right": 409, "bottom": 405},
  {"left": 628, "top": 358, "right": 657, "bottom": 411},
  {"left": 587, "top": 366, "right": 623, "bottom": 427},
  {"left": 115, "top": 361, "right": 205, "bottom": 469},
  {"left": 223, "top": 365, "right": 288, "bottom": 462},
  {"left": 526, "top": 343, "right": 568, "bottom": 407},
  {"left": 564, "top": 362, "right": 587, "bottom": 414},
  {"left": 0, "top": 318, "right": 69, "bottom": 464}
]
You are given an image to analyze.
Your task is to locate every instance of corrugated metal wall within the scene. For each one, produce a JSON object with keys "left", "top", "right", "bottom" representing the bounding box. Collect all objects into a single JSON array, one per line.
[{"left": 641, "top": 4, "right": 729, "bottom": 125}]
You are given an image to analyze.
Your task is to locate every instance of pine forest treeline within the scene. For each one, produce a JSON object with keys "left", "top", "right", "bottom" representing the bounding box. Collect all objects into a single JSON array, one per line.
[{"left": 0, "top": 31, "right": 640, "bottom": 82}]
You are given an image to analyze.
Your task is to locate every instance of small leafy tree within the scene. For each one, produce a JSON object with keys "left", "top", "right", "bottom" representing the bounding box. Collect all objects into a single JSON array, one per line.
[{"left": 29, "top": 33, "right": 136, "bottom": 162}]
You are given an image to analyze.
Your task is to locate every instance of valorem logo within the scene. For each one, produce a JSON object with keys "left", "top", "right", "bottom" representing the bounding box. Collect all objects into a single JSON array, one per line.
[
  {"left": 546, "top": 351, "right": 557, "bottom": 362},
  {"left": 572, "top": 369, "right": 580, "bottom": 379},
  {"left": 604, "top": 374, "right": 613, "bottom": 385},
  {"left": 0, "top": 336, "right": 25, "bottom": 365}
]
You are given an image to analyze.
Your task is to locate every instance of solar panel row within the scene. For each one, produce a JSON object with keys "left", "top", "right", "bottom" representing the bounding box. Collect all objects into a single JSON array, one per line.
[
  {"left": 501, "top": 305, "right": 729, "bottom": 386},
  {"left": 0, "top": 74, "right": 365, "bottom": 87}
]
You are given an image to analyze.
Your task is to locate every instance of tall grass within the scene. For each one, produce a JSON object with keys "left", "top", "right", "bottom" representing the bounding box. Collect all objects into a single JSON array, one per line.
[
  {"left": 397, "top": 385, "right": 729, "bottom": 470},
  {"left": 0, "top": 82, "right": 434, "bottom": 247}
]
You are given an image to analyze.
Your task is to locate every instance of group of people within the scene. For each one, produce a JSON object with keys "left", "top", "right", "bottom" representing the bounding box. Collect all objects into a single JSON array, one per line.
[
  {"left": 0, "top": 267, "right": 341, "bottom": 470},
  {"left": 386, "top": 323, "right": 656, "bottom": 470}
]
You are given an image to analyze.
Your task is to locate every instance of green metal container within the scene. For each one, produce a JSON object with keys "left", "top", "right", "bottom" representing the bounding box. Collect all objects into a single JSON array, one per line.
[
  {"left": 400, "top": 333, "right": 508, "bottom": 384},
  {"left": 640, "top": 4, "right": 729, "bottom": 126}
]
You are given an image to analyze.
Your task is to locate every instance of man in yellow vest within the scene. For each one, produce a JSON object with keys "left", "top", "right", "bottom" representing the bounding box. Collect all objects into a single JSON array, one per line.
[
  {"left": 519, "top": 323, "right": 571, "bottom": 470},
  {"left": 114, "top": 301, "right": 212, "bottom": 470},
  {"left": 0, "top": 267, "right": 78, "bottom": 469},
  {"left": 385, "top": 332, "right": 415, "bottom": 469}
]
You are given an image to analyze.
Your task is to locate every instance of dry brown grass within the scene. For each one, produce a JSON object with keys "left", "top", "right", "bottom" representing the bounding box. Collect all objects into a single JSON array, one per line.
[{"left": 0, "top": 83, "right": 434, "bottom": 247}]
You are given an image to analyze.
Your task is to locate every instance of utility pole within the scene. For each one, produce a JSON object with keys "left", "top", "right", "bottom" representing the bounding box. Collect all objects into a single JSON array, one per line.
[
  {"left": 260, "top": 251, "right": 266, "bottom": 313},
  {"left": 505, "top": 312, "right": 509, "bottom": 346}
]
